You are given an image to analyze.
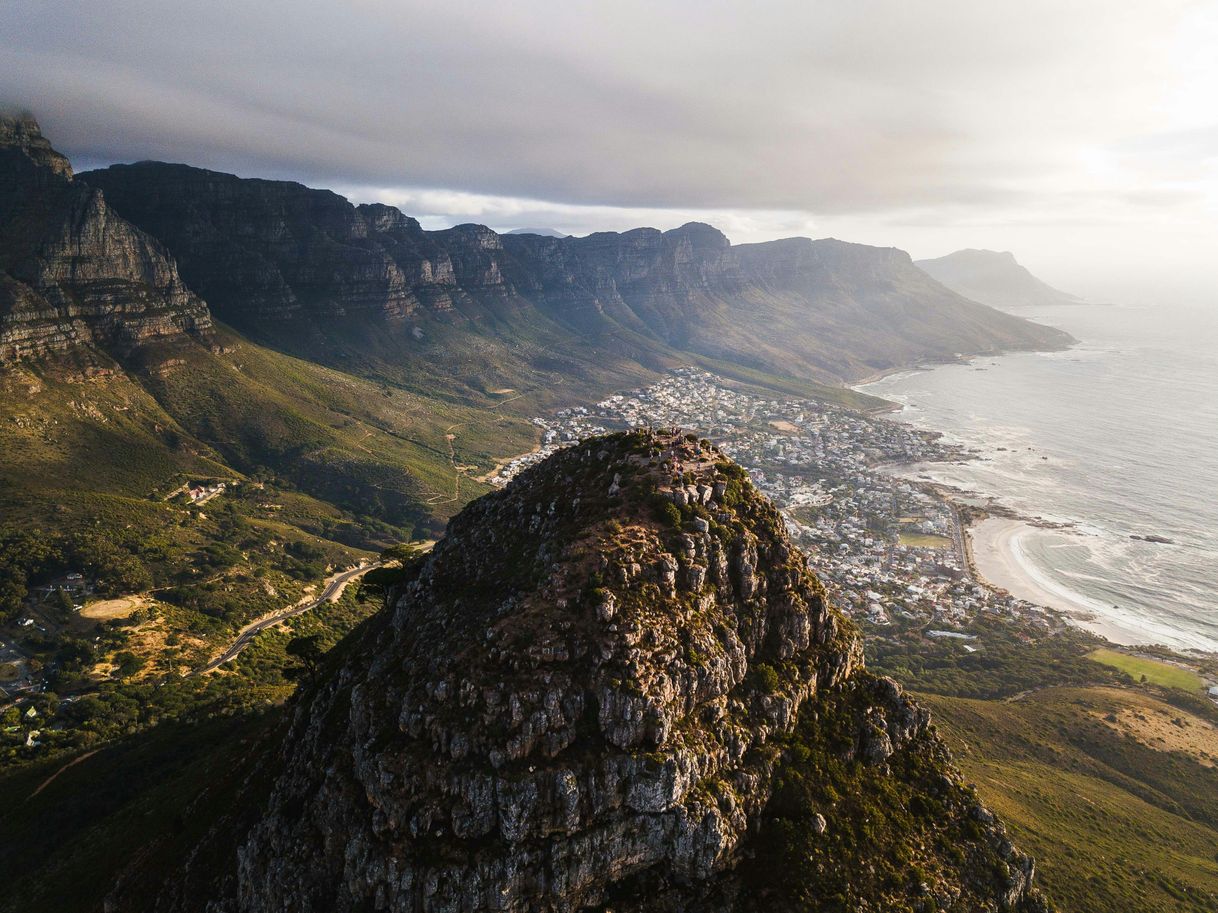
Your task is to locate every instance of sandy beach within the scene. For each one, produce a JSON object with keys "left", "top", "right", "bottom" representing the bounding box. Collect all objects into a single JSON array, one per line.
[{"left": 968, "top": 517, "right": 1188, "bottom": 648}]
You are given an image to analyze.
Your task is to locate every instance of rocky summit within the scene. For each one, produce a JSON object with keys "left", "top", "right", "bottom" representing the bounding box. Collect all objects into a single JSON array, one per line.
[{"left": 152, "top": 430, "right": 1047, "bottom": 913}]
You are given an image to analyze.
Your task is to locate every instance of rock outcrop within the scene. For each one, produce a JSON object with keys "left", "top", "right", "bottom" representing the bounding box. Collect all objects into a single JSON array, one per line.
[
  {"left": 157, "top": 431, "right": 1048, "bottom": 913},
  {"left": 82, "top": 162, "right": 1073, "bottom": 384},
  {"left": 0, "top": 114, "right": 212, "bottom": 365}
]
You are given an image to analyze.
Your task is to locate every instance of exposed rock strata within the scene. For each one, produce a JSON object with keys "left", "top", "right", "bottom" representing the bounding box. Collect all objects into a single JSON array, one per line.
[{"left": 0, "top": 114, "right": 212, "bottom": 364}]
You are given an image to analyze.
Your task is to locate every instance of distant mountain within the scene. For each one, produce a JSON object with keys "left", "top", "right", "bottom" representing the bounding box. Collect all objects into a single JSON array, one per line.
[
  {"left": 139, "top": 430, "right": 1048, "bottom": 913},
  {"left": 81, "top": 162, "right": 1072, "bottom": 388},
  {"left": 506, "top": 226, "right": 568, "bottom": 237},
  {"left": 916, "top": 249, "right": 1082, "bottom": 310}
]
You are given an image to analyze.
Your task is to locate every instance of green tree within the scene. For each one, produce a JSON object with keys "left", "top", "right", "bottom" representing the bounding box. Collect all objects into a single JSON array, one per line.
[
  {"left": 380, "top": 542, "right": 426, "bottom": 564},
  {"left": 114, "top": 651, "right": 146, "bottom": 677},
  {"left": 286, "top": 634, "right": 324, "bottom": 684},
  {"left": 52, "top": 587, "right": 75, "bottom": 619}
]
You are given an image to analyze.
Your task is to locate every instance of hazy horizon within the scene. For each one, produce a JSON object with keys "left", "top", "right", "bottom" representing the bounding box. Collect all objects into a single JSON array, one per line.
[{"left": 5, "top": 0, "right": 1217, "bottom": 305}]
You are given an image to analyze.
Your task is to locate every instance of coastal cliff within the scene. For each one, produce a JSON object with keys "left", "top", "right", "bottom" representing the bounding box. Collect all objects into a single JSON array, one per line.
[
  {"left": 0, "top": 115, "right": 212, "bottom": 365},
  {"left": 150, "top": 431, "right": 1048, "bottom": 913}
]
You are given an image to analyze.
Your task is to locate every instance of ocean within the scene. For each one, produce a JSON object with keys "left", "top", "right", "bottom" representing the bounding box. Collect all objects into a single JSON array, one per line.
[{"left": 859, "top": 301, "right": 1218, "bottom": 653}]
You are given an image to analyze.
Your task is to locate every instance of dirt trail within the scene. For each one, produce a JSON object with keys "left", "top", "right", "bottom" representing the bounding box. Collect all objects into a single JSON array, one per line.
[{"left": 27, "top": 749, "right": 100, "bottom": 801}]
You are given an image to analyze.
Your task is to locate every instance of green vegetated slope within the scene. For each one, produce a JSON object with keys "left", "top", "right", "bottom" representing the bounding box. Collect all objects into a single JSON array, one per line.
[
  {"left": 142, "top": 325, "right": 537, "bottom": 525},
  {"left": 746, "top": 678, "right": 1038, "bottom": 912},
  {"left": 1086, "top": 648, "right": 1207, "bottom": 693},
  {"left": 923, "top": 686, "right": 1218, "bottom": 913},
  {"left": 864, "top": 609, "right": 1218, "bottom": 913},
  {"left": 0, "top": 323, "right": 536, "bottom": 650},
  {"left": 0, "top": 586, "right": 382, "bottom": 913},
  {"left": 0, "top": 358, "right": 225, "bottom": 506},
  {"left": 1, "top": 324, "right": 536, "bottom": 526}
]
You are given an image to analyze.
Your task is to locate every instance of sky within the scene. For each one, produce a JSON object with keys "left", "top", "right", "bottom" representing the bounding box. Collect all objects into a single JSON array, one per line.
[{"left": 4, "top": 0, "right": 1217, "bottom": 304}]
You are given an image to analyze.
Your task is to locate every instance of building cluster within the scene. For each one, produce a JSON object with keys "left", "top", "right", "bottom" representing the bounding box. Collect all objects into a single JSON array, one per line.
[
  {"left": 187, "top": 481, "right": 227, "bottom": 504},
  {"left": 496, "top": 368, "right": 1057, "bottom": 649}
]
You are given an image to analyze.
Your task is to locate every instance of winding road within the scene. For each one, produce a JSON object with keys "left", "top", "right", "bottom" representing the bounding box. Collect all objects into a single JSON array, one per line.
[{"left": 191, "top": 563, "right": 379, "bottom": 676}]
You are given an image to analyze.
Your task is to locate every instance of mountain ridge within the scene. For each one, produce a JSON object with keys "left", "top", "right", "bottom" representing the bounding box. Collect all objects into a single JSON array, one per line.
[{"left": 79, "top": 160, "right": 1073, "bottom": 389}]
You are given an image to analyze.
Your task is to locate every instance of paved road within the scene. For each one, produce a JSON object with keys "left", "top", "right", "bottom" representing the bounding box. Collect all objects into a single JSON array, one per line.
[
  {"left": 945, "top": 500, "right": 970, "bottom": 576},
  {"left": 192, "top": 563, "right": 380, "bottom": 676}
]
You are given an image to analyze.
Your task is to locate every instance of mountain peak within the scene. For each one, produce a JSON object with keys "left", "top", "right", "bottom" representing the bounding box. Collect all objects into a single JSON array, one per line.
[
  {"left": 152, "top": 430, "right": 1046, "bottom": 913},
  {"left": 665, "top": 220, "right": 731, "bottom": 248},
  {"left": 0, "top": 112, "right": 73, "bottom": 179},
  {"left": 356, "top": 201, "right": 423, "bottom": 235}
]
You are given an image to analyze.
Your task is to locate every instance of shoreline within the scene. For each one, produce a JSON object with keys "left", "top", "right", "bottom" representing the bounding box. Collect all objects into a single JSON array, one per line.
[
  {"left": 963, "top": 506, "right": 1218, "bottom": 655},
  {"left": 849, "top": 334, "right": 1079, "bottom": 391},
  {"left": 862, "top": 338, "right": 1216, "bottom": 657},
  {"left": 966, "top": 517, "right": 1144, "bottom": 646},
  {"left": 879, "top": 460, "right": 1218, "bottom": 655}
]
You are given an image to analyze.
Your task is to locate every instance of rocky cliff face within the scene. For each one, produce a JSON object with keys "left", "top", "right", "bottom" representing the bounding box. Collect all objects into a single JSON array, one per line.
[
  {"left": 0, "top": 115, "right": 212, "bottom": 365},
  {"left": 75, "top": 163, "right": 446, "bottom": 328},
  {"left": 82, "top": 162, "right": 1072, "bottom": 384},
  {"left": 157, "top": 431, "right": 1048, "bottom": 913}
]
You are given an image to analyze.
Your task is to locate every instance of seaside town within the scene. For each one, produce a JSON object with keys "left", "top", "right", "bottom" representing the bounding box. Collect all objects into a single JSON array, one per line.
[{"left": 492, "top": 368, "right": 1061, "bottom": 651}]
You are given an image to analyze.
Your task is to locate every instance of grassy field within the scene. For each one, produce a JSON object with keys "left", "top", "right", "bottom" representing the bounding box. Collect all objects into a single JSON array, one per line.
[
  {"left": 1087, "top": 648, "right": 1208, "bottom": 693},
  {"left": 898, "top": 531, "right": 953, "bottom": 549},
  {"left": 924, "top": 686, "right": 1218, "bottom": 913}
]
